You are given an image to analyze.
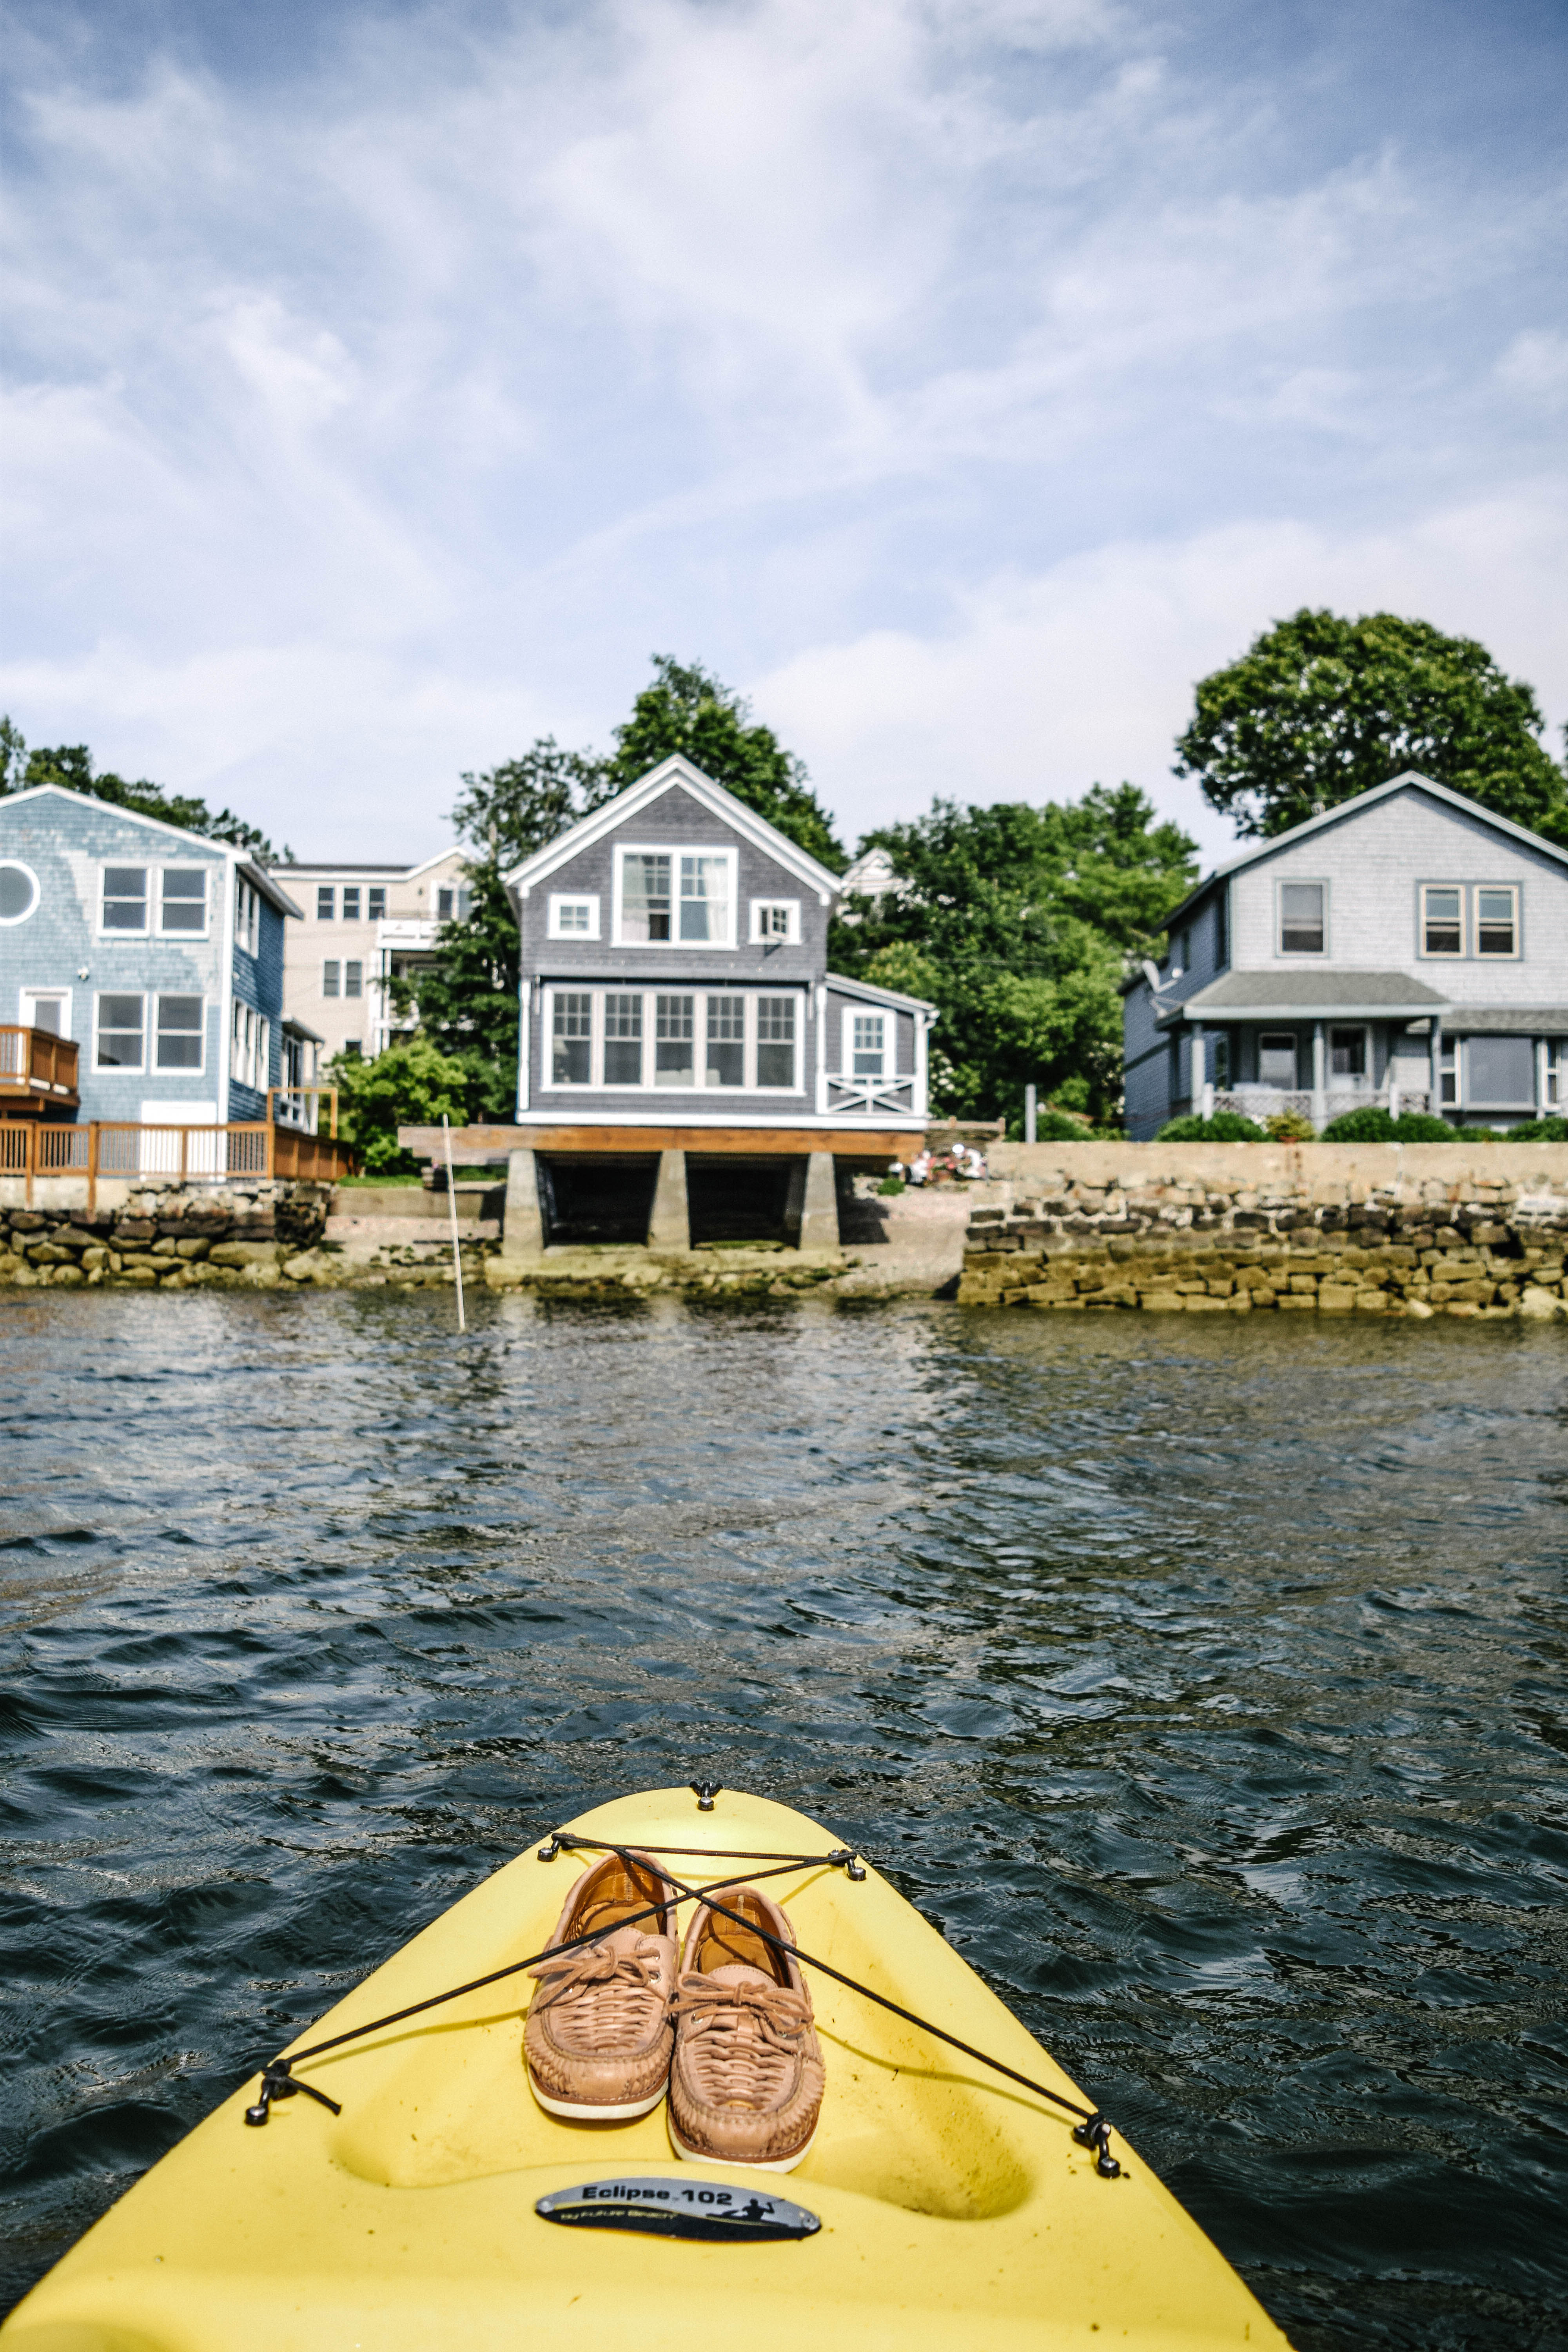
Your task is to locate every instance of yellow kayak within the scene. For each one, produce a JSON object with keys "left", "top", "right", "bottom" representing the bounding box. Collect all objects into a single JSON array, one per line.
[{"left": 3, "top": 1785, "right": 1291, "bottom": 2350}]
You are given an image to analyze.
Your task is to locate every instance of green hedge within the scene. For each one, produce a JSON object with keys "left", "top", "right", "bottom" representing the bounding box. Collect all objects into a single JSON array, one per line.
[{"left": 1154, "top": 1112, "right": 1270, "bottom": 1142}]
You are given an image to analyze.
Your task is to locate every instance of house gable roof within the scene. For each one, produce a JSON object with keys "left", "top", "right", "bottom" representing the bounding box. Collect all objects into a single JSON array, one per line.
[
  {"left": 3, "top": 782, "right": 303, "bottom": 918},
  {"left": 503, "top": 755, "right": 842, "bottom": 905},
  {"left": 1160, "top": 770, "right": 1568, "bottom": 933}
]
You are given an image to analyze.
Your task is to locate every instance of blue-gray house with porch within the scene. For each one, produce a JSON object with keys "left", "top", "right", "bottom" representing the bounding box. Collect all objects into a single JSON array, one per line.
[{"left": 1122, "top": 771, "right": 1568, "bottom": 1138}]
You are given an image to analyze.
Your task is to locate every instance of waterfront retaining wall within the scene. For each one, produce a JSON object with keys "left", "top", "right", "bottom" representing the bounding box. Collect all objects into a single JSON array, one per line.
[
  {"left": 956, "top": 1142, "right": 1568, "bottom": 1319},
  {"left": 0, "top": 1180, "right": 338, "bottom": 1289}
]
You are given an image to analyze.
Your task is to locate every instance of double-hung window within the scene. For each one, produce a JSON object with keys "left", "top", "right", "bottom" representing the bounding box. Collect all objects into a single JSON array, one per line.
[
  {"left": 552, "top": 992, "right": 592, "bottom": 1084},
  {"left": 706, "top": 996, "right": 745, "bottom": 1087},
  {"left": 621, "top": 855, "right": 671, "bottom": 942},
  {"left": 342, "top": 886, "right": 361, "bottom": 921},
  {"left": 344, "top": 960, "right": 363, "bottom": 1000},
  {"left": 96, "top": 993, "right": 145, "bottom": 1068},
  {"left": 603, "top": 993, "right": 642, "bottom": 1084},
  {"left": 1546, "top": 1041, "right": 1561, "bottom": 1107},
  {"left": 755, "top": 996, "right": 795, "bottom": 1087},
  {"left": 236, "top": 877, "right": 261, "bottom": 955},
  {"left": 156, "top": 995, "right": 204, "bottom": 1071},
  {"left": 656, "top": 995, "right": 695, "bottom": 1085},
  {"left": 368, "top": 886, "right": 387, "bottom": 920},
  {"left": 851, "top": 1013, "right": 886, "bottom": 1076},
  {"left": 102, "top": 867, "right": 149, "bottom": 932},
  {"left": 323, "top": 961, "right": 341, "bottom": 998},
  {"left": 317, "top": 886, "right": 336, "bottom": 920},
  {"left": 160, "top": 869, "right": 207, "bottom": 934},
  {"left": 436, "top": 884, "right": 472, "bottom": 921},
  {"left": 1421, "top": 885, "right": 1463, "bottom": 956},
  {"left": 1278, "top": 882, "right": 1325, "bottom": 954},
  {"left": 679, "top": 857, "right": 729, "bottom": 943},
  {"left": 1476, "top": 886, "right": 1518, "bottom": 956}
]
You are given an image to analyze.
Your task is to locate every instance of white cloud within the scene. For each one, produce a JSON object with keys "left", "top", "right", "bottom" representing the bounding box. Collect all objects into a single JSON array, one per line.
[
  {"left": 759, "top": 483, "right": 1568, "bottom": 862},
  {"left": 0, "top": 0, "right": 1563, "bottom": 861}
]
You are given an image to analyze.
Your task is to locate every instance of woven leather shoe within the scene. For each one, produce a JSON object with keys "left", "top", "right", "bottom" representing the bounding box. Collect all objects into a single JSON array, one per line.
[
  {"left": 524, "top": 1850, "right": 679, "bottom": 2119},
  {"left": 668, "top": 1885, "right": 825, "bottom": 2172}
]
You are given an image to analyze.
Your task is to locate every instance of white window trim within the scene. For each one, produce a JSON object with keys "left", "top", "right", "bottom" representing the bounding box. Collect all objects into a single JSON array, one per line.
[
  {"left": 155, "top": 866, "right": 211, "bottom": 940},
  {"left": 1275, "top": 877, "right": 1329, "bottom": 957},
  {"left": 611, "top": 844, "right": 738, "bottom": 950},
  {"left": 749, "top": 897, "right": 800, "bottom": 944},
  {"left": 541, "top": 985, "right": 804, "bottom": 1094},
  {"left": 1417, "top": 880, "right": 1466, "bottom": 959},
  {"left": 94, "top": 989, "right": 148, "bottom": 1074},
  {"left": 153, "top": 992, "right": 207, "bottom": 1077},
  {"left": 98, "top": 864, "right": 152, "bottom": 938},
  {"left": 1474, "top": 880, "right": 1522, "bottom": 961},
  {"left": 317, "top": 887, "right": 336, "bottom": 921},
  {"left": 841, "top": 1006, "right": 888, "bottom": 1078},
  {"left": 235, "top": 876, "right": 261, "bottom": 958},
  {"left": 0, "top": 858, "right": 40, "bottom": 925},
  {"left": 323, "top": 959, "right": 342, "bottom": 999},
  {"left": 548, "top": 891, "right": 602, "bottom": 940}
]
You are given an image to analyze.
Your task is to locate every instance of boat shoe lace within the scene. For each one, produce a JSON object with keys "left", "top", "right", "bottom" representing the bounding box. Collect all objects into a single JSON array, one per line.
[
  {"left": 528, "top": 1933, "right": 670, "bottom": 2053},
  {"left": 672, "top": 1972, "right": 813, "bottom": 2108}
]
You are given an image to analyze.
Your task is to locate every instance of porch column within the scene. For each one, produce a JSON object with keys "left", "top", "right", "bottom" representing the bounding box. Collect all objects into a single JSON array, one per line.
[
  {"left": 787, "top": 1151, "right": 839, "bottom": 1253},
  {"left": 1311, "top": 1020, "right": 1327, "bottom": 1132},
  {"left": 501, "top": 1147, "right": 545, "bottom": 1261},
  {"left": 1430, "top": 1018, "right": 1443, "bottom": 1118},
  {"left": 648, "top": 1149, "right": 690, "bottom": 1252}
]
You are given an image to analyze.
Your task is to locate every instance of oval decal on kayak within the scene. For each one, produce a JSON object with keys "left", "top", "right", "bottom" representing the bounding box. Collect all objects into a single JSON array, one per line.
[{"left": 535, "top": 2176, "right": 820, "bottom": 2241}]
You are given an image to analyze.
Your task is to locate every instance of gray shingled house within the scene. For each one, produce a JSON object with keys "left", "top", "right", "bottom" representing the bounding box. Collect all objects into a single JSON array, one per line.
[
  {"left": 498, "top": 755, "right": 935, "bottom": 1250},
  {"left": 1122, "top": 770, "right": 1568, "bottom": 1138}
]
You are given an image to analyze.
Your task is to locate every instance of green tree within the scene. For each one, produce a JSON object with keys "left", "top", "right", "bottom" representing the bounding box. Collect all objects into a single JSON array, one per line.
[
  {"left": 327, "top": 1034, "right": 474, "bottom": 1174},
  {"left": 1174, "top": 610, "right": 1568, "bottom": 846},
  {"left": 1, "top": 719, "right": 285, "bottom": 860},
  {"left": 606, "top": 656, "right": 845, "bottom": 869},
  {"left": 831, "top": 786, "right": 1196, "bottom": 1125}
]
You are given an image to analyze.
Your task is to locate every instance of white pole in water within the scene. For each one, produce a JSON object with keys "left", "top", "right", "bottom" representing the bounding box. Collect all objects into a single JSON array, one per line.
[
  {"left": 1025, "top": 1083, "right": 1036, "bottom": 1144},
  {"left": 442, "top": 1114, "right": 466, "bottom": 1333}
]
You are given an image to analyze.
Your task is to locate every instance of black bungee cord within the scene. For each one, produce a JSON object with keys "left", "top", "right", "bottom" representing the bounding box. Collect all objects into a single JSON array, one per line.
[{"left": 241, "top": 1798, "right": 1122, "bottom": 2180}]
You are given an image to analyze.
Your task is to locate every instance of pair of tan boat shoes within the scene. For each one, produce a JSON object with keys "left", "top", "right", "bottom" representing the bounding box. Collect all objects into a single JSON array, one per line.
[{"left": 524, "top": 1851, "right": 825, "bottom": 2173}]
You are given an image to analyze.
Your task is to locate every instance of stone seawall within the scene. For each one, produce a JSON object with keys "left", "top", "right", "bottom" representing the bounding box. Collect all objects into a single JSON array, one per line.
[
  {"left": 956, "top": 1142, "right": 1568, "bottom": 1320},
  {"left": 0, "top": 1181, "right": 340, "bottom": 1290}
]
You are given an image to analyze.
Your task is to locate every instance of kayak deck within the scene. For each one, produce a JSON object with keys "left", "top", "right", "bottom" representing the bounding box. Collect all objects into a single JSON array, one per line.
[{"left": 3, "top": 1785, "right": 1291, "bottom": 2350}]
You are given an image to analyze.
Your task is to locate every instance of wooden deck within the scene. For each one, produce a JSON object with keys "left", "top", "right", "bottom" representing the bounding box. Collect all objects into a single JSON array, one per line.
[
  {"left": 398, "top": 1123, "right": 917, "bottom": 1159},
  {"left": 0, "top": 1025, "right": 80, "bottom": 1112}
]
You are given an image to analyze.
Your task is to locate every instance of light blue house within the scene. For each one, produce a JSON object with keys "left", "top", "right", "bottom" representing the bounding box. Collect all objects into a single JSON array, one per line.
[{"left": 0, "top": 784, "right": 304, "bottom": 1128}]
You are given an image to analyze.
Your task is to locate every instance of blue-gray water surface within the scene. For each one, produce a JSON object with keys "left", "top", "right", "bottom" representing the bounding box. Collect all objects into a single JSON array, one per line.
[{"left": 2, "top": 1289, "right": 1566, "bottom": 2348}]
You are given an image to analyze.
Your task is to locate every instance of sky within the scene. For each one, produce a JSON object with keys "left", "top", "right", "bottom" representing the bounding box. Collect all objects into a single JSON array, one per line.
[{"left": 2, "top": 0, "right": 1565, "bottom": 867}]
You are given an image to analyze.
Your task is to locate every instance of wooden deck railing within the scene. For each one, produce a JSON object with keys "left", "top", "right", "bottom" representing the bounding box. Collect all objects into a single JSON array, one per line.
[
  {"left": 0, "top": 1121, "right": 354, "bottom": 1210},
  {"left": 0, "top": 1026, "right": 80, "bottom": 1105}
]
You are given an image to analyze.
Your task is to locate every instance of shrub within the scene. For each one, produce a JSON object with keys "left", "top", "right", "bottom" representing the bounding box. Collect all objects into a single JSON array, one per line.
[
  {"left": 1154, "top": 1111, "right": 1269, "bottom": 1142},
  {"left": 876, "top": 1176, "right": 906, "bottom": 1196},
  {"left": 327, "top": 1036, "right": 474, "bottom": 1174},
  {"left": 1320, "top": 1107, "right": 1455, "bottom": 1142},
  {"left": 1263, "top": 1109, "right": 1315, "bottom": 1141},
  {"left": 1505, "top": 1116, "right": 1568, "bottom": 1142}
]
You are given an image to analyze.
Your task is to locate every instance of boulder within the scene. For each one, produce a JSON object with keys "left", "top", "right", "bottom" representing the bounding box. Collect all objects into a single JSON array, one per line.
[{"left": 209, "top": 1241, "right": 283, "bottom": 1268}]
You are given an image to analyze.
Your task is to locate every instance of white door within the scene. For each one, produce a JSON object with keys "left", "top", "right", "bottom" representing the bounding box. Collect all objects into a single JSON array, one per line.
[
  {"left": 20, "top": 987, "right": 71, "bottom": 1035},
  {"left": 139, "top": 1100, "right": 220, "bottom": 1175}
]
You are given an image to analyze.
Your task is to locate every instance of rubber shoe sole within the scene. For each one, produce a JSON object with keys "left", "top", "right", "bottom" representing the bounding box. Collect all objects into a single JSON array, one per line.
[
  {"left": 529, "top": 2078, "right": 668, "bottom": 2122},
  {"left": 668, "top": 2117, "right": 817, "bottom": 2173}
]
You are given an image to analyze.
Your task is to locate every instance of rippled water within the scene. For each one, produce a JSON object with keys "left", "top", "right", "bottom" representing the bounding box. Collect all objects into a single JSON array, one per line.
[{"left": 2, "top": 1289, "right": 1566, "bottom": 2347}]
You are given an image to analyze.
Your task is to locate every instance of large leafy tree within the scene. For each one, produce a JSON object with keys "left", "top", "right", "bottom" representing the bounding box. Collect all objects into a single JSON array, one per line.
[
  {"left": 0, "top": 718, "right": 285, "bottom": 860},
  {"left": 606, "top": 656, "right": 844, "bottom": 869},
  {"left": 1174, "top": 610, "right": 1568, "bottom": 846},
  {"left": 831, "top": 786, "right": 1196, "bottom": 1126}
]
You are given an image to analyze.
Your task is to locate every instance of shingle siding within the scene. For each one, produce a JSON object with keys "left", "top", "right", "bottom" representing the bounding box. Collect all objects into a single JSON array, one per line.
[{"left": 0, "top": 788, "right": 294, "bottom": 1125}]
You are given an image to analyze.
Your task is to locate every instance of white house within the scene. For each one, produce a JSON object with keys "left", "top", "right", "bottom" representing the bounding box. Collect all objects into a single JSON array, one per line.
[{"left": 1122, "top": 771, "right": 1568, "bottom": 1137}]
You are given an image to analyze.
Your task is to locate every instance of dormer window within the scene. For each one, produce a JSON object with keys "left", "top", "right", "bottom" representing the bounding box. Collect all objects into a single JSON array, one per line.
[{"left": 615, "top": 847, "right": 735, "bottom": 947}]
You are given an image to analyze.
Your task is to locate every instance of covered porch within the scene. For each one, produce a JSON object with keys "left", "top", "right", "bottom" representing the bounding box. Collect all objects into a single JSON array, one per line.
[{"left": 1165, "top": 972, "right": 1452, "bottom": 1133}]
